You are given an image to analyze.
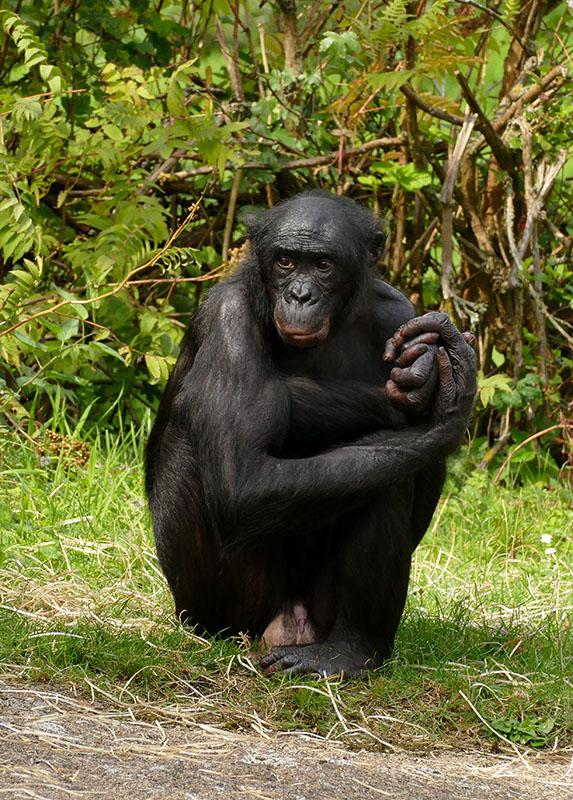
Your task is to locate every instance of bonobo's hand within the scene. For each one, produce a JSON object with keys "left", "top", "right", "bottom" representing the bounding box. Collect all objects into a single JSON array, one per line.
[
  {"left": 383, "top": 330, "right": 440, "bottom": 415},
  {"left": 384, "top": 313, "right": 477, "bottom": 444}
]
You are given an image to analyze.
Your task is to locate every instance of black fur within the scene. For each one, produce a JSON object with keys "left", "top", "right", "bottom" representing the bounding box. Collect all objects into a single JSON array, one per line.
[{"left": 145, "top": 193, "right": 476, "bottom": 676}]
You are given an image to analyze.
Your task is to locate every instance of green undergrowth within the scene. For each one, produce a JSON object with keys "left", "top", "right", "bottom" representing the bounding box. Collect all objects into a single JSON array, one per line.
[{"left": 0, "top": 428, "right": 571, "bottom": 752}]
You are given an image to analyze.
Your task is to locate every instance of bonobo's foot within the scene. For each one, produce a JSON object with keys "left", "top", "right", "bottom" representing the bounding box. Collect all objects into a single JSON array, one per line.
[{"left": 258, "top": 642, "right": 371, "bottom": 677}]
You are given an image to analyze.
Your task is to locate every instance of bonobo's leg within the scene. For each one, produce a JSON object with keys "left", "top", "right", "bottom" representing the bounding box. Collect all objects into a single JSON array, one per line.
[
  {"left": 149, "top": 431, "right": 287, "bottom": 637},
  {"left": 259, "top": 480, "right": 414, "bottom": 677},
  {"left": 169, "top": 536, "right": 288, "bottom": 638}
]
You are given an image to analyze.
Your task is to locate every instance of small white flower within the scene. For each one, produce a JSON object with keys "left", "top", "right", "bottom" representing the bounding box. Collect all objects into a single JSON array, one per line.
[
  {"left": 545, "top": 547, "right": 556, "bottom": 555},
  {"left": 540, "top": 533, "right": 552, "bottom": 544}
]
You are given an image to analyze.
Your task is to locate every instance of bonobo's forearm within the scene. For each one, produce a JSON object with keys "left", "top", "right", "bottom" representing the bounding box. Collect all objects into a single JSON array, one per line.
[
  {"left": 287, "top": 376, "right": 406, "bottom": 442},
  {"left": 224, "top": 409, "right": 468, "bottom": 549}
]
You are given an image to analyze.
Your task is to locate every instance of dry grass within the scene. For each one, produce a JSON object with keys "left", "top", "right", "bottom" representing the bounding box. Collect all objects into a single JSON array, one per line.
[{"left": 1, "top": 430, "right": 572, "bottom": 757}]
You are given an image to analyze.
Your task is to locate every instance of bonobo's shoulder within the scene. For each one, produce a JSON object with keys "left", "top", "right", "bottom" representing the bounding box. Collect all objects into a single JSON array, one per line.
[
  {"left": 371, "top": 278, "right": 415, "bottom": 331},
  {"left": 194, "top": 280, "right": 251, "bottom": 337}
]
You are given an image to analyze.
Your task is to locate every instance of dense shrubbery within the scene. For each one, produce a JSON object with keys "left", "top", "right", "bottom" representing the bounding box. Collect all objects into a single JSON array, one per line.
[{"left": 0, "top": 1, "right": 571, "bottom": 481}]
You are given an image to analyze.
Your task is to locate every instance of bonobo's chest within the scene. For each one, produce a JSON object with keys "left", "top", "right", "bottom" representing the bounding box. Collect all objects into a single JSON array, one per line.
[{"left": 274, "top": 323, "right": 389, "bottom": 384}]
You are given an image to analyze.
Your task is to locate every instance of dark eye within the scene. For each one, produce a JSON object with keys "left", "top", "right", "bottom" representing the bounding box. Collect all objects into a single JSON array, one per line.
[
  {"left": 317, "top": 260, "right": 334, "bottom": 272},
  {"left": 276, "top": 255, "right": 294, "bottom": 269}
]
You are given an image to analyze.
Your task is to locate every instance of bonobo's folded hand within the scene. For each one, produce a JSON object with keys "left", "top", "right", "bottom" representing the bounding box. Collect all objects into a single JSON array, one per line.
[
  {"left": 384, "top": 313, "right": 476, "bottom": 436},
  {"left": 384, "top": 330, "right": 439, "bottom": 414}
]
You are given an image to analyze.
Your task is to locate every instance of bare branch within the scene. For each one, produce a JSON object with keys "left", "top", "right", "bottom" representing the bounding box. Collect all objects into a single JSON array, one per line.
[
  {"left": 517, "top": 149, "right": 567, "bottom": 261},
  {"left": 277, "top": 0, "right": 300, "bottom": 73},
  {"left": 166, "top": 136, "right": 405, "bottom": 182},
  {"left": 439, "top": 114, "right": 477, "bottom": 302},
  {"left": 215, "top": 16, "right": 245, "bottom": 103},
  {"left": 222, "top": 168, "right": 243, "bottom": 263},
  {"left": 454, "top": 70, "right": 514, "bottom": 172},
  {"left": 492, "top": 64, "right": 568, "bottom": 131}
]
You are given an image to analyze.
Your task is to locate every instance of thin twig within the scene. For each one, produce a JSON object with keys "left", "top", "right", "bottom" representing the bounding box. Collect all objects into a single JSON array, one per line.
[
  {"left": 0, "top": 200, "right": 203, "bottom": 339},
  {"left": 168, "top": 136, "right": 405, "bottom": 181},
  {"left": 492, "top": 64, "right": 568, "bottom": 131},
  {"left": 222, "top": 168, "right": 243, "bottom": 263},
  {"left": 454, "top": 70, "right": 514, "bottom": 172},
  {"left": 527, "top": 284, "right": 573, "bottom": 350},
  {"left": 400, "top": 85, "right": 465, "bottom": 126},
  {"left": 455, "top": 0, "right": 532, "bottom": 54},
  {"left": 494, "top": 423, "right": 573, "bottom": 482},
  {"left": 215, "top": 15, "right": 245, "bottom": 102}
]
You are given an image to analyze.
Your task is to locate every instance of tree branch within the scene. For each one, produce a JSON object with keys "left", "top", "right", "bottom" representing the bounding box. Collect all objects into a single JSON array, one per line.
[
  {"left": 454, "top": 70, "right": 515, "bottom": 172},
  {"left": 400, "top": 85, "right": 465, "bottom": 126},
  {"left": 439, "top": 114, "right": 477, "bottom": 304},
  {"left": 165, "top": 136, "right": 405, "bottom": 182}
]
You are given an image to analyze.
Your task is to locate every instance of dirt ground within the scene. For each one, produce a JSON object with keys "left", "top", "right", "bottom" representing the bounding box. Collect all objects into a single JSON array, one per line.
[{"left": 0, "top": 680, "right": 571, "bottom": 800}]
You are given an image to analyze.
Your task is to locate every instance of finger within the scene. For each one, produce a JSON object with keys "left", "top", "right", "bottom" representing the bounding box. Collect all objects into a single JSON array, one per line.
[
  {"left": 437, "top": 346, "right": 453, "bottom": 387},
  {"left": 383, "top": 328, "right": 439, "bottom": 362},
  {"left": 391, "top": 351, "right": 435, "bottom": 388},
  {"left": 395, "top": 343, "right": 428, "bottom": 368},
  {"left": 281, "top": 662, "right": 307, "bottom": 676},
  {"left": 401, "top": 332, "right": 440, "bottom": 350},
  {"left": 388, "top": 312, "right": 468, "bottom": 354},
  {"left": 259, "top": 651, "right": 282, "bottom": 668},
  {"left": 385, "top": 380, "right": 410, "bottom": 410},
  {"left": 264, "top": 654, "right": 301, "bottom": 673},
  {"left": 385, "top": 381, "right": 425, "bottom": 412},
  {"left": 383, "top": 335, "right": 400, "bottom": 362},
  {"left": 462, "top": 331, "right": 476, "bottom": 347}
]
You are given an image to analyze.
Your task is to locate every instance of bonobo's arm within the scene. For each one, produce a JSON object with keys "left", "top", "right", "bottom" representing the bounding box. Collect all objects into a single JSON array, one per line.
[
  {"left": 183, "top": 290, "right": 476, "bottom": 549},
  {"left": 285, "top": 377, "right": 407, "bottom": 452},
  {"left": 285, "top": 342, "right": 439, "bottom": 444}
]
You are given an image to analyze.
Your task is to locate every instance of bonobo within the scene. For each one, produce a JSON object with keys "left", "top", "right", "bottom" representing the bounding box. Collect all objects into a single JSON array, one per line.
[{"left": 145, "top": 192, "right": 476, "bottom": 676}]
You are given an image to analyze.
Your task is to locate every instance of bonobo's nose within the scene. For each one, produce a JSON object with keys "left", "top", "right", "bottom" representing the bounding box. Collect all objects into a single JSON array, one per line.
[{"left": 288, "top": 280, "right": 312, "bottom": 303}]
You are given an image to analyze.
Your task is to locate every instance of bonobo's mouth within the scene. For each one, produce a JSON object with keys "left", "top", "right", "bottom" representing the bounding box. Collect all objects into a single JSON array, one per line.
[{"left": 274, "top": 318, "right": 330, "bottom": 349}]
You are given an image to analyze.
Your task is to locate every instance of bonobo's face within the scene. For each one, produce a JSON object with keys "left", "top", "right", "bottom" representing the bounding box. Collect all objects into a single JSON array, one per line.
[
  {"left": 248, "top": 193, "right": 381, "bottom": 350},
  {"left": 269, "top": 249, "right": 342, "bottom": 348}
]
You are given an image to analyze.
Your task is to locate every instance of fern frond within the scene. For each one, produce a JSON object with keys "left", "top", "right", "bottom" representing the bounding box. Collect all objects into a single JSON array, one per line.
[
  {"left": 0, "top": 257, "right": 43, "bottom": 326},
  {"left": 153, "top": 247, "right": 201, "bottom": 275},
  {"left": 380, "top": 0, "right": 409, "bottom": 27},
  {"left": 503, "top": 0, "right": 521, "bottom": 25},
  {"left": 0, "top": 167, "right": 36, "bottom": 264},
  {"left": 0, "top": 10, "right": 65, "bottom": 92}
]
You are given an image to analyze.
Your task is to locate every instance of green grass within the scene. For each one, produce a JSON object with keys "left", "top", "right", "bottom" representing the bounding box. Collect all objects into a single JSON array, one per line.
[{"left": 0, "top": 427, "right": 571, "bottom": 752}]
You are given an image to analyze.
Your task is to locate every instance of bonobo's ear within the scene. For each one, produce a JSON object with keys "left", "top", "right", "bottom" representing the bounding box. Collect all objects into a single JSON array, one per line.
[{"left": 368, "top": 229, "right": 385, "bottom": 265}]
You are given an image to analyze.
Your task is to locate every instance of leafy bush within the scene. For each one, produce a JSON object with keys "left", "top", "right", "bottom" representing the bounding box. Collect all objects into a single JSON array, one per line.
[{"left": 0, "top": 1, "right": 571, "bottom": 478}]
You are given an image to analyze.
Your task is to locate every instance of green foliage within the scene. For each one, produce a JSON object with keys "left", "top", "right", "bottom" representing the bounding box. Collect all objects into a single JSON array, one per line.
[
  {"left": 0, "top": 0, "right": 570, "bottom": 485},
  {"left": 491, "top": 716, "right": 555, "bottom": 748},
  {"left": 477, "top": 371, "right": 513, "bottom": 408},
  {"left": 0, "top": 434, "right": 571, "bottom": 748},
  {"left": 359, "top": 162, "right": 433, "bottom": 191}
]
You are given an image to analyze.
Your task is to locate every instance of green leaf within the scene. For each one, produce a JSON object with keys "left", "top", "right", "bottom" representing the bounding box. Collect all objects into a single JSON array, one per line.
[
  {"left": 167, "top": 77, "right": 185, "bottom": 117},
  {"left": 368, "top": 69, "right": 415, "bottom": 92},
  {"left": 145, "top": 354, "right": 169, "bottom": 382},
  {"left": 103, "top": 124, "right": 124, "bottom": 142},
  {"left": 56, "top": 319, "right": 80, "bottom": 342},
  {"left": 477, "top": 372, "right": 513, "bottom": 407},
  {"left": 491, "top": 346, "right": 505, "bottom": 367}
]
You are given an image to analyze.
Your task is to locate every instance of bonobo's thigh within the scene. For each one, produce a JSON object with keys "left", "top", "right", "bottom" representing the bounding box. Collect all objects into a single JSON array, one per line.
[
  {"left": 149, "top": 439, "right": 286, "bottom": 637},
  {"left": 323, "top": 481, "right": 415, "bottom": 661},
  {"left": 159, "top": 515, "right": 287, "bottom": 637}
]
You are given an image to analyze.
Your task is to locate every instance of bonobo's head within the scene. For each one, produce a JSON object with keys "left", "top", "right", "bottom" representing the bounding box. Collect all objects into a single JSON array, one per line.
[{"left": 247, "top": 192, "right": 383, "bottom": 349}]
